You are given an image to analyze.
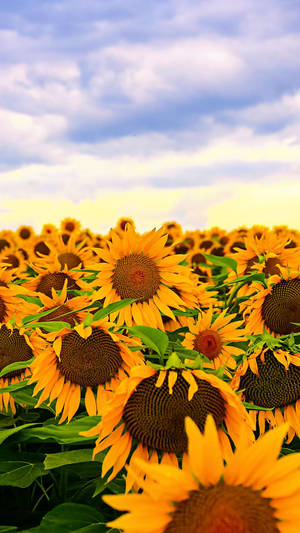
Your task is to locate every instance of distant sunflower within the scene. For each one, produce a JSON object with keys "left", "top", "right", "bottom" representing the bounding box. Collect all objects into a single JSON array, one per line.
[
  {"left": 0, "top": 233, "right": 14, "bottom": 255},
  {"left": 0, "top": 324, "right": 33, "bottom": 414},
  {"left": 35, "top": 232, "right": 95, "bottom": 271},
  {"left": 28, "top": 236, "right": 51, "bottom": 260},
  {"left": 41, "top": 223, "right": 59, "bottom": 240},
  {"left": 29, "top": 320, "right": 143, "bottom": 423},
  {"left": 60, "top": 217, "right": 81, "bottom": 235},
  {"left": 84, "top": 365, "right": 253, "bottom": 491},
  {"left": 104, "top": 416, "right": 300, "bottom": 533},
  {"left": 232, "top": 348, "right": 300, "bottom": 442},
  {"left": 115, "top": 217, "right": 136, "bottom": 234},
  {"left": 23, "top": 263, "right": 91, "bottom": 298},
  {"left": 0, "top": 249, "right": 26, "bottom": 275},
  {"left": 94, "top": 226, "right": 196, "bottom": 328},
  {"left": 182, "top": 308, "right": 246, "bottom": 370},
  {"left": 15, "top": 225, "right": 35, "bottom": 246},
  {"left": 27, "top": 279, "right": 93, "bottom": 341},
  {"left": 227, "top": 230, "right": 300, "bottom": 297},
  {"left": 242, "top": 269, "right": 300, "bottom": 335}
]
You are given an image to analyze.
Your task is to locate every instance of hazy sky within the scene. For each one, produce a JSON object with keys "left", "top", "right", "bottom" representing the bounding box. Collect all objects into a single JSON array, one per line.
[{"left": 1, "top": 0, "right": 300, "bottom": 233}]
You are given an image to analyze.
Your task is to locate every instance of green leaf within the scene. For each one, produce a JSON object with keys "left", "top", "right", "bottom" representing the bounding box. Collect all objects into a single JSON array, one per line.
[
  {"left": 0, "top": 423, "right": 39, "bottom": 445},
  {"left": 18, "top": 416, "right": 100, "bottom": 445},
  {"left": 127, "top": 325, "right": 169, "bottom": 357},
  {"left": 0, "top": 358, "right": 34, "bottom": 378},
  {"left": 11, "top": 387, "right": 55, "bottom": 413},
  {"left": 0, "top": 527, "right": 18, "bottom": 532},
  {"left": 24, "top": 321, "right": 71, "bottom": 332},
  {"left": 73, "top": 525, "right": 107, "bottom": 533},
  {"left": 93, "top": 299, "right": 135, "bottom": 321},
  {"left": 44, "top": 448, "right": 101, "bottom": 470},
  {"left": 243, "top": 402, "right": 274, "bottom": 411},
  {"left": 0, "top": 379, "right": 30, "bottom": 393},
  {"left": 22, "top": 306, "right": 61, "bottom": 325},
  {"left": 0, "top": 461, "right": 44, "bottom": 488},
  {"left": 38, "top": 503, "right": 104, "bottom": 533},
  {"left": 172, "top": 308, "right": 199, "bottom": 317},
  {"left": 217, "top": 272, "right": 266, "bottom": 288},
  {"left": 201, "top": 253, "right": 237, "bottom": 272},
  {"left": 16, "top": 294, "right": 42, "bottom": 305}
]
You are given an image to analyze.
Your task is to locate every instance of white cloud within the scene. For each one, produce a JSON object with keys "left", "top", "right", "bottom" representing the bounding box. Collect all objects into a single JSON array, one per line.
[{"left": 89, "top": 37, "right": 244, "bottom": 105}]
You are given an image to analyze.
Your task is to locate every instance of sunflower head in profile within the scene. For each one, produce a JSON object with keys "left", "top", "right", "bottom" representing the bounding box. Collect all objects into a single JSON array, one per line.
[
  {"left": 104, "top": 416, "right": 300, "bottom": 533},
  {"left": 231, "top": 347, "right": 300, "bottom": 443},
  {"left": 182, "top": 308, "right": 246, "bottom": 370},
  {"left": 242, "top": 269, "right": 300, "bottom": 336},
  {"left": 115, "top": 217, "right": 136, "bottom": 234},
  {"left": 83, "top": 365, "right": 253, "bottom": 491},
  {"left": 93, "top": 225, "right": 197, "bottom": 328},
  {"left": 0, "top": 324, "right": 33, "bottom": 414},
  {"left": 28, "top": 319, "right": 143, "bottom": 423}
]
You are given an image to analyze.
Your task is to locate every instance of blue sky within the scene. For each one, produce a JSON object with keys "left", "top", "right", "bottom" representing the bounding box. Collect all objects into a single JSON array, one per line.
[{"left": 1, "top": 0, "right": 300, "bottom": 232}]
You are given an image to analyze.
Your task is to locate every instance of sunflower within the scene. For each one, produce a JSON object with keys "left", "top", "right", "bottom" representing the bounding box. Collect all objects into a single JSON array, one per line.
[
  {"left": 60, "top": 217, "right": 81, "bottom": 235},
  {"left": 28, "top": 320, "right": 143, "bottom": 423},
  {"left": 23, "top": 263, "right": 91, "bottom": 298},
  {"left": 0, "top": 274, "right": 34, "bottom": 325},
  {"left": 15, "top": 225, "right": 35, "bottom": 245},
  {"left": 84, "top": 365, "right": 253, "bottom": 491},
  {"left": 231, "top": 348, "right": 300, "bottom": 442},
  {"left": 188, "top": 249, "right": 212, "bottom": 283},
  {"left": 104, "top": 416, "right": 300, "bottom": 533},
  {"left": 25, "top": 278, "right": 94, "bottom": 341},
  {"left": 0, "top": 232, "right": 14, "bottom": 255},
  {"left": 33, "top": 231, "right": 96, "bottom": 271},
  {"left": 182, "top": 308, "right": 246, "bottom": 370},
  {"left": 242, "top": 268, "right": 300, "bottom": 336},
  {"left": 93, "top": 225, "right": 197, "bottom": 328},
  {"left": 41, "top": 223, "right": 59, "bottom": 240},
  {"left": 115, "top": 217, "right": 136, "bottom": 234},
  {"left": 0, "top": 324, "right": 33, "bottom": 414},
  {"left": 0, "top": 249, "right": 26, "bottom": 275},
  {"left": 226, "top": 230, "right": 300, "bottom": 297}
]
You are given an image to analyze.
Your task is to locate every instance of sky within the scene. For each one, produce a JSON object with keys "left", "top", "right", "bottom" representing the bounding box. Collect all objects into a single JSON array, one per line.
[{"left": 1, "top": 0, "right": 300, "bottom": 234}]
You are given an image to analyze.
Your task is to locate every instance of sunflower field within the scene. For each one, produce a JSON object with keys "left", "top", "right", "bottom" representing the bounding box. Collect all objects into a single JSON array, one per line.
[{"left": 0, "top": 217, "right": 299, "bottom": 532}]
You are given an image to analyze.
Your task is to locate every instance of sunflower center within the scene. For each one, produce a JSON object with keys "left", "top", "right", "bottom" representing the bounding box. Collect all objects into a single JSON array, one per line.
[
  {"left": 122, "top": 371, "right": 226, "bottom": 454},
  {"left": 58, "top": 328, "right": 123, "bottom": 387},
  {"left": 0, "top": 297, "right": 7, "bottom": 322},
  {"left": 263, "top": 258, "right": 282, "bottom": 277},
  {"left": 193, "top": 329, "right": 222, "bottom": 361},
  {"left": 65, "top": 222, "right": 75, "bottom": 232},
  {"left": 239, "top": 351, "right": 300, "bottom": 408},
  {"left": 112, "top": 253, "right": 160, "bottom": 302},
  {"left": 164, "top": 484, "right": 279, "bottom": 533},
  {"left": 0, "top": 239, "right": 10, "bottom": 252},
  {"left": 36, "top": 273, "right": 80, "bottom": 298},
  {"left": 261, "top": 278, "right": 300, "bottom": 334},
  {"left": 0, "top": 326, "right": 33, "bottom": 379},
  {"left": 38, "top": 305, "right": 79, "bottom": 328},
  {"left": 19, "top": 228, "right": 30, "bottom": 239},
  {"left": 34, "top": 241, "right": 50, "bottom": 257},
  {"left": 58, "top": 252, "right": 82, "bottom": 270},
  {"left": 3, "top": 255, "right": 19, "bottom": 269}
]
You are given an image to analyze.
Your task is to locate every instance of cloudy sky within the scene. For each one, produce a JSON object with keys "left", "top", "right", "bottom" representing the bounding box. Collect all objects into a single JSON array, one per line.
[{"left": 1, "top": 0, "right": 300, "bottom": 233}]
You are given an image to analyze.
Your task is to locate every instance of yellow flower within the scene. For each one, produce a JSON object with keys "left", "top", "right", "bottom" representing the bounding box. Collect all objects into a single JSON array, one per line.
[
  {"left": 84, "top": 365, "right": 253, "bottom": 491},
  {"left": 104, "top": 416, "right": 300, "bottom": 533}
]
